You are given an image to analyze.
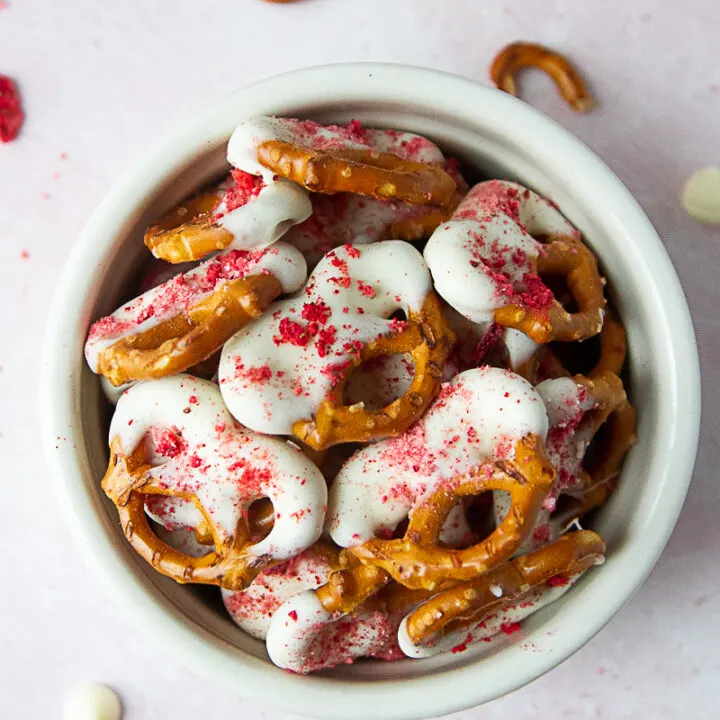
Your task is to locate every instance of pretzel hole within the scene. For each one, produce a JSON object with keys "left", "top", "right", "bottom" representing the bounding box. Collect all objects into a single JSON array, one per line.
[
  {"left": 272, "top": 218, "right": 296, "bottom": 242},
  {"left": 464, "top": 491, "right": 497, "bottom": 540},
  {"left": 248, "top": 498, "right": 275, "bottom": 541},
  {"left": 541, "top": 272, "right": 578, "bottom": 314},
  {"left": 550, "top": 494, "right": 585, "bottom": 526},
  {"left": 548, "top": 335, "right": 601, "bottom": 375},
  {"left": 580, "top": 416, "right": 614, "bottom": 477},
  {"left": 343, "top": 353, "right": 415, "bottom": 411}
]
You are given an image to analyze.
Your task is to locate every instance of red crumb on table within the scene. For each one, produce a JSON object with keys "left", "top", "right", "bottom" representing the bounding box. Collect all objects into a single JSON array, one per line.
[
  {"left": 60, "top": 152, "right": 68, "bottom": 159},
  {"left": 20, "top": 250, "right": 30, "bottom": 260},
  {"left": 0, "top": 75, "right": 23, "bottom": 143},
  {"left": 500, "top": 622, "right": 521, "bottom": 635},
  {"left": 223, "top": 169, "right": 265, "bottom": 213}
]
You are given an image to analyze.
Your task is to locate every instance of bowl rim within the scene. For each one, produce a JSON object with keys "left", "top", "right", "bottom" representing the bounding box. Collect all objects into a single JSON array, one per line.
[{"left": 40, "top": 62, "right": 701, "bottom": 720}]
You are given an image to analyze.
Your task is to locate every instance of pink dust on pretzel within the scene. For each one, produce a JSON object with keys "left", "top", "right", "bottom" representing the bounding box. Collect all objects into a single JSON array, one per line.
[
  {"left": 456, "top": 181, "right": 522, "bottom": 225},
  {"left": 223, "top": 169, "right": 265, "bottom": 213},
  {"left": 88, "top": 248, "right": 272, "bottom": 344},
  {"left": 151, "top": 426, "right": 187, "bottom": 457}
]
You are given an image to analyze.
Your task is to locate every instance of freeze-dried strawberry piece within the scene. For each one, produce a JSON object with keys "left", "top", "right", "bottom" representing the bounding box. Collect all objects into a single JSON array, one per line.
[{"left": 0, "top": 76, "right": 24, "bottom": 143}]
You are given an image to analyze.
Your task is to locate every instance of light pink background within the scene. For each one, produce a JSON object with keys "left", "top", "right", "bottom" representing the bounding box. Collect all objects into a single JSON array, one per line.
[{"left": 1, "top": 1, "right": 717, "bottom": 718}]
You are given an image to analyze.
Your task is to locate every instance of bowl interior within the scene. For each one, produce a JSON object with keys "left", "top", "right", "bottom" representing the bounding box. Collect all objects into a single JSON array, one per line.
[
  {"left": 83, "top": 105, "right": 653, "bottom": 676},
  {"left": 54, "top": 67, "right": 697, "bottom": 719}
]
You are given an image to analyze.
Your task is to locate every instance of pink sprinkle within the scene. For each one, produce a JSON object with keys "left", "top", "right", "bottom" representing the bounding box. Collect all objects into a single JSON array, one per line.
[
  {"left": 288, "top": 610, "right": 298, "bottom": 622},
  {"left": 19, "top": 249, "right": 29, "bottom": 259},
  {"left": 188, "top": 395, "right": 198, "bottom": 404}
]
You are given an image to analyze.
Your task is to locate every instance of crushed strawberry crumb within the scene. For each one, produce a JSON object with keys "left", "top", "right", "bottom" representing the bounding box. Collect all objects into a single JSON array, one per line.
[
  {"left": 500, "top": 621, "right": 521, "bottom": 635},
  {"left": 0, "top": 75, "right": 23, "bottom": 143},
  {"left": 223, "top": 169, "right": 265, "bottom": 213}
]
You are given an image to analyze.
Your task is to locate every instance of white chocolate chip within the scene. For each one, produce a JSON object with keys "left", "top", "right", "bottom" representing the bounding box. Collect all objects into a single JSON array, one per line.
[
  {"left": 682, "top": 166, "right": 720, "bottom": 224},
  {"left": 63, "top": 684, "right": 122, "bottom": 720}
]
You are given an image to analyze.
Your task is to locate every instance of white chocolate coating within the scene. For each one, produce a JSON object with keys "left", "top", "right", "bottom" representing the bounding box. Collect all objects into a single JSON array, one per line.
[
  {"left": 495, "top": 376, "right": 597, "bottom": 551},
  {"left": 85, "top": 243, "right": 307, "bottom": 372},
  {"left": 397, "top": 574, "right": 586, "bottom": 659},
  {"left": 215, "top": 177, "right": 312, "bottom": 251},
  {"left": 219, "top": 241, "right": 432, "bottom": 435},
  {"left": 424, "top": 181, "right": 576, "bottom": 323},
  {"left": 227, "top": 116, "right": 444, "bottom": 183},
  {"left": 443, "top": 305, "right": 539, "bottom": 378},
  {"left": 222, "top": 546, "right": 334, "bottom": 640},
  {"left": 266, "top": 590, "right": 394, "bottom": 673},
  {"left": 537, "top": 377, "right": 596, "bottom": 503},
  {"left": 327, "top": 367, "right": 549, "bottom": 548},
  {"left": 109, "top": 375, "right": 327, "bottom": 560}
]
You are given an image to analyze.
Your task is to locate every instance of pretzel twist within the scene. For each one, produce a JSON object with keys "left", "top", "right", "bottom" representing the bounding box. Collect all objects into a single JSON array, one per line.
[
  {"left": 257, "top": 141, "right": 457, "bottom": 208},
  {"left": 494, "top": 235, "right": 606, "bottom": 343},
  {"left": 350, "top": 434, "right": 556, "bottom": 591},
  {"left": 102, "top": 440, "right": 277, "bottom": 591},
  {"left": 491, "top": 42, "right": 594, "bottom": 114},
  {"left": 98, "top": 273, "right": 283, "bottom": 387},
  {"left": 293, "top": 292, "right": 455, "bottom": 450},
  {"left": 590, "top": 309, "right": 627, "bottom": 377},
  {"left": 144, "top": 193, "right": 233, "bottom": 264},
  {"left": 404, "top": 530, "right": 605, "bottom": 646}
]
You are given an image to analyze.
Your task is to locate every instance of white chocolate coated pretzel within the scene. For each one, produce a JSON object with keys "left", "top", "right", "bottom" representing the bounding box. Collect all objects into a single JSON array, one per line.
[
  {"left": 424, "top": 180, "right": 577, "bottom": 323},
  {"left": 85, "top": 243, "right": 307, "bottom": 375},
  {"left": 327, "top": 366, "right": 548, "bottom": 547},
  {"left": 227, "top": 116, "right": 445, "bottom": 183},
  {"left": 218, "top": 241, "right": 433, "bottom": 435},
  {"left": 109, "top": 375, "right": 327, "bottom": 566}
]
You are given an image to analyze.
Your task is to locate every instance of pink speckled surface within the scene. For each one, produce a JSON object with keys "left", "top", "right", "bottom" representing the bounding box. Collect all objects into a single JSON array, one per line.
[{"left": 0, "top": 1, "right": 718, "bottom": 718}]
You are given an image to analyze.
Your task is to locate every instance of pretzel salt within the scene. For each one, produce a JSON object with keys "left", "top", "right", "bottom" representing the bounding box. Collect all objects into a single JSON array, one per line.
[
  {"left": 490, "top": 42, "right": 594, "bottom": 113},
  {"left": 219, "top": 241, "right": 454, "bottom": 450},
  {"left": 144, "top": 171, "right": 312, "bottom": 263},
  {"left": 399, "top": 530, "right": 605, "bottom": 656},
  {"left": 228, "top": 116, "right": 457, "bottom": 208},
  {"left": 424, "top": 180, "right": 606, "bottom": 344},
  {"left": 101, "top": 375, "right": 327, "bottom": 590},
  {"left": 85, "top": 243, "right": 306, "bottom": 386}
]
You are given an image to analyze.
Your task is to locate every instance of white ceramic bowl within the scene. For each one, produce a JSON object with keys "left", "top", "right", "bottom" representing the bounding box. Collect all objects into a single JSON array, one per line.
[{"left": 41, "top": 63, "right": 701, "bottom": 720}]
